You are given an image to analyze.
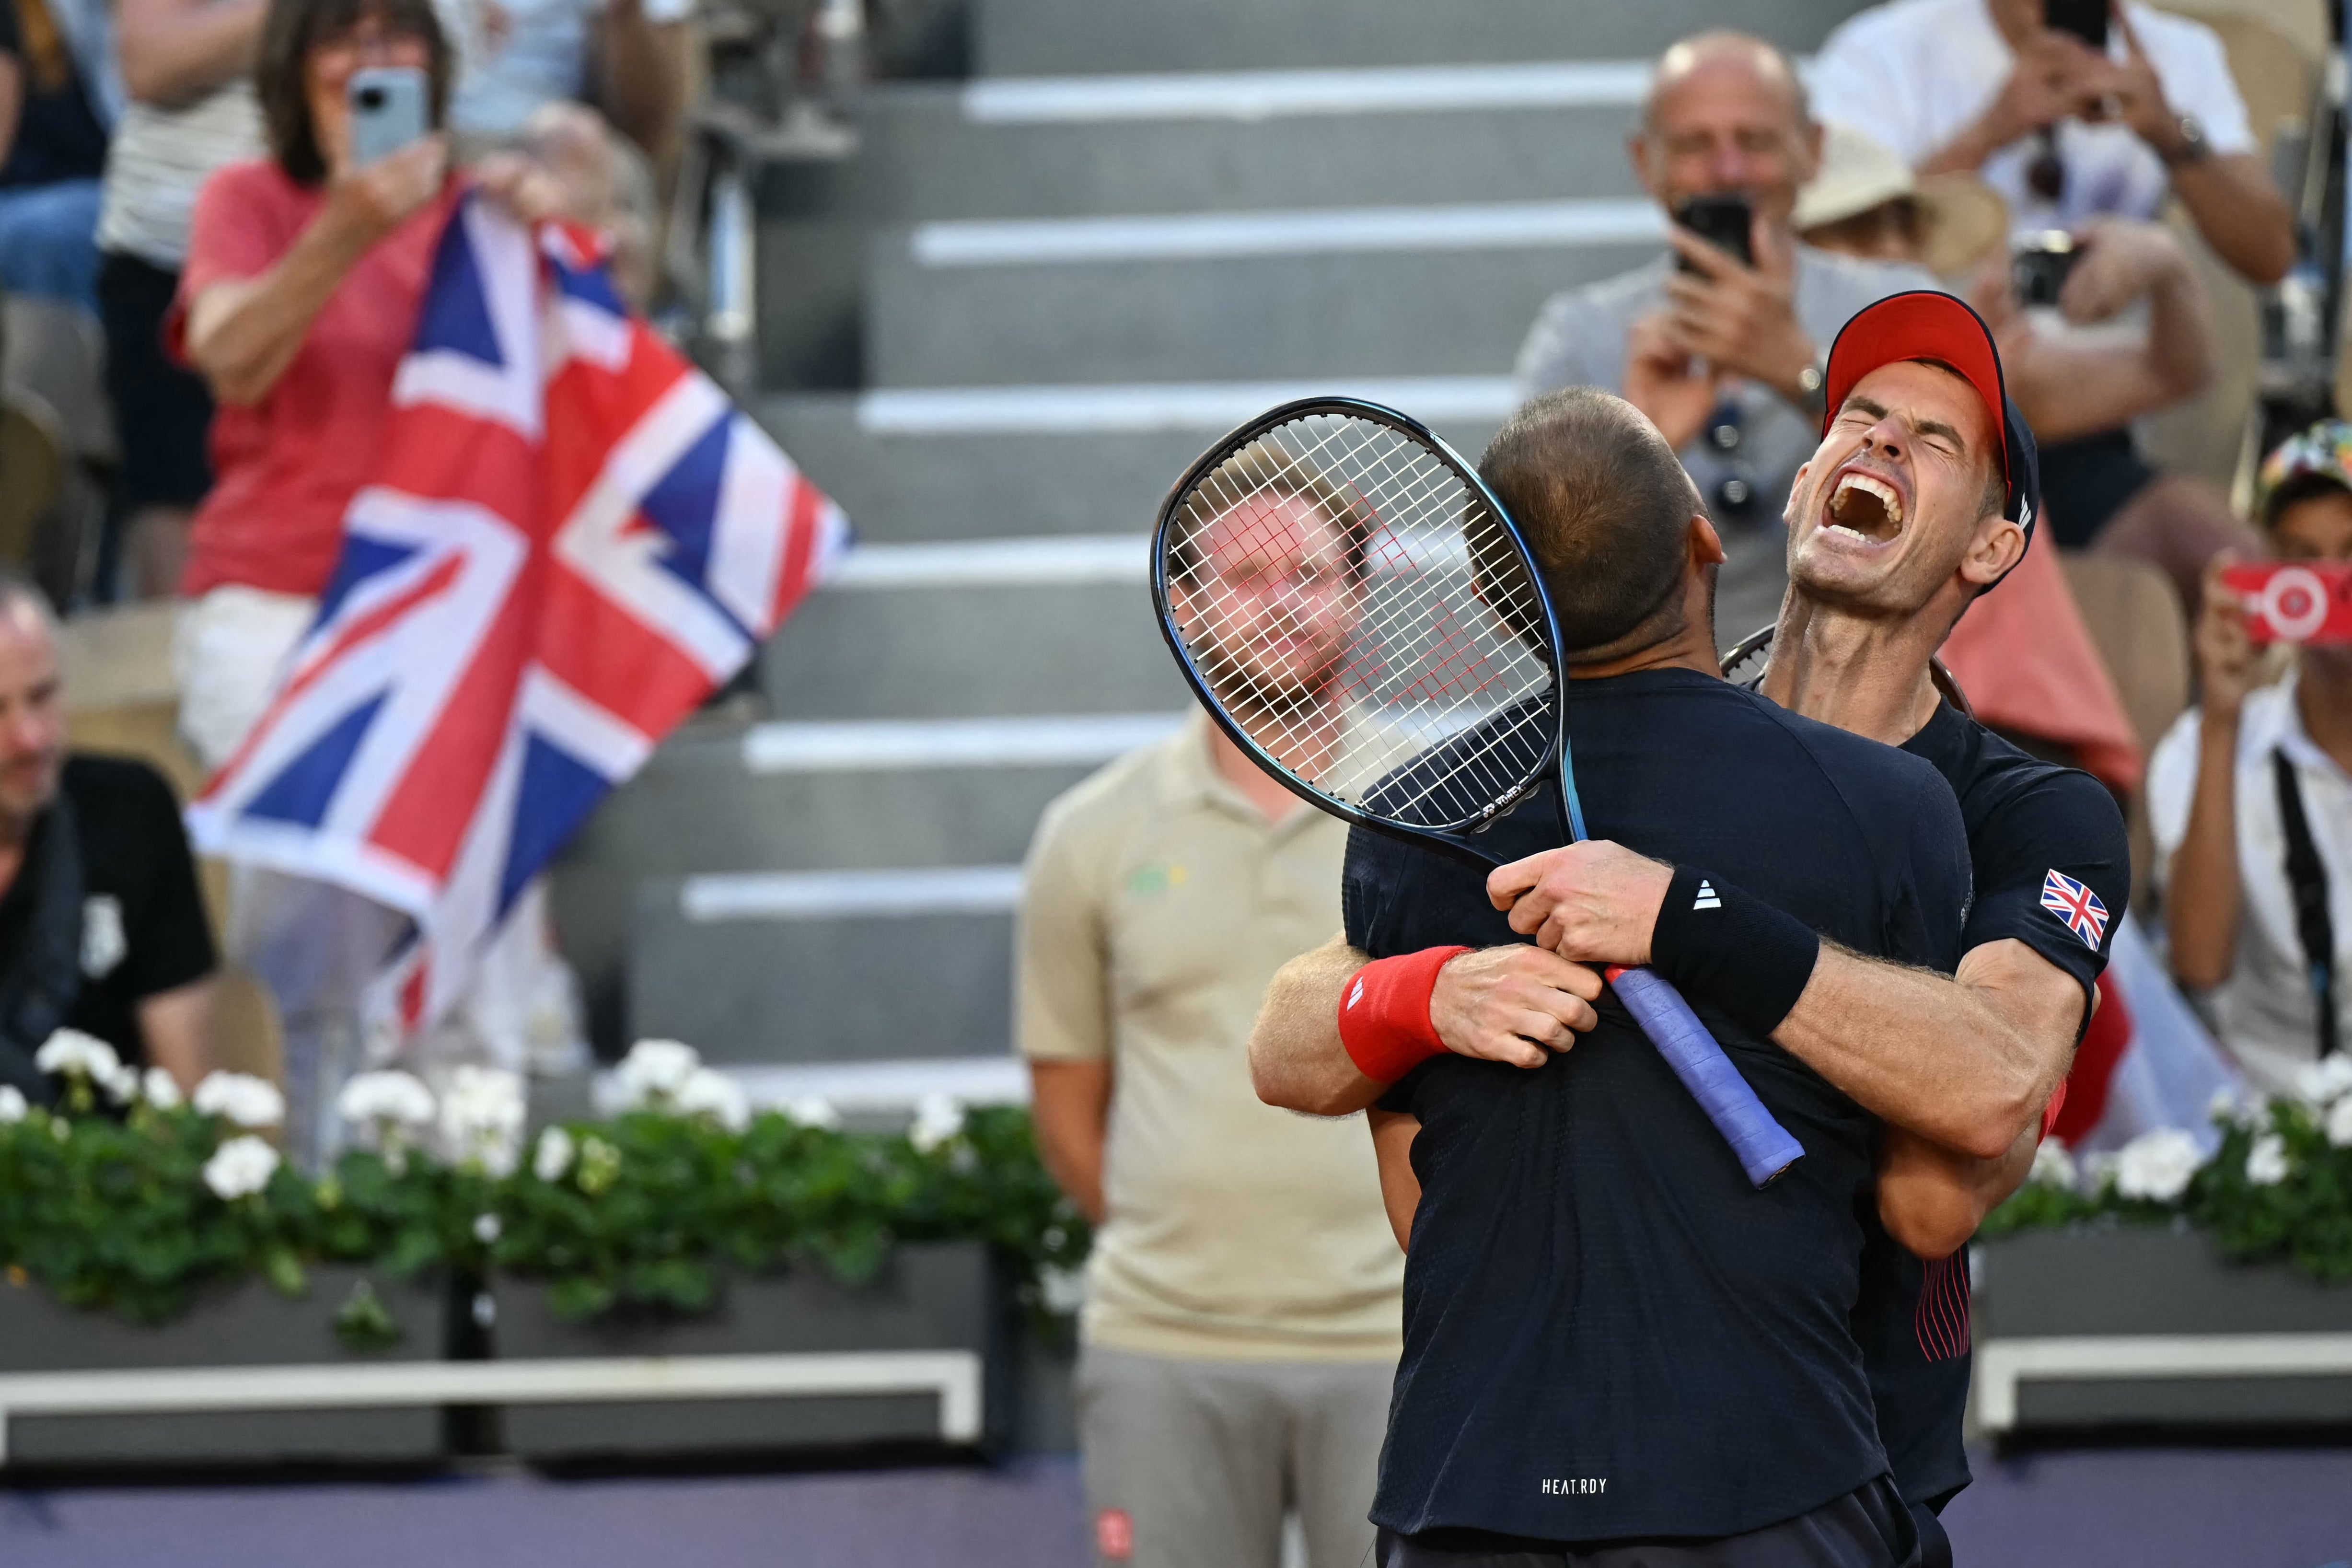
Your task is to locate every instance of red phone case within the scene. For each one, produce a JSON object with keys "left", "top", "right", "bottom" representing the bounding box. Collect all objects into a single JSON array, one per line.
[{"left": 2222, "top": 560, "right": 2352, "bottom": 645}]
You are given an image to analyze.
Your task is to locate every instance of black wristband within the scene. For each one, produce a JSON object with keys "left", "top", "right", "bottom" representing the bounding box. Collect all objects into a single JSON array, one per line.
[{"left": 1646, "top": 866, "right": 1821, "bottom": 1040}]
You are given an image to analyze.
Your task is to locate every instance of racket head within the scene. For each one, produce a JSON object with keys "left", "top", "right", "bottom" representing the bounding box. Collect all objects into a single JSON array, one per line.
[{"left": 1151, "top": 398, "right": 1573, "bottom": 848}]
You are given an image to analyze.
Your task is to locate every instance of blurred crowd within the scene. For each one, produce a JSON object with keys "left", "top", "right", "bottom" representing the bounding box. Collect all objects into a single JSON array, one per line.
[
  {"left": 0, "top": 0, "right": 706, "bottom": 1151},
  {"left": 1512, "top": 7, "right": 2347, "bottom": 1130}
]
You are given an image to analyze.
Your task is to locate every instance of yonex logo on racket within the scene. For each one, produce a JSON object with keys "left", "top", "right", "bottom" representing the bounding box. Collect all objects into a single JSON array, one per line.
[{"left": 1692, "top": 880, "right": 1722, "bottom": 911}]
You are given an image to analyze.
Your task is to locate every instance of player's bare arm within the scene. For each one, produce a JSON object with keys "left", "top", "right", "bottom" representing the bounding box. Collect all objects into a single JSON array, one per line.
[
  {"left": 1876, "top": 1120, "right": 2039, "bottom": 1259},
  {"left": 1490, "top": 840, "right": 2083, "bottom": 1159},
  {"left": 1248, "top": 931, "right": 1605, "bottom": 1116},
  {"left": 1367, "top": 1108, "right": 1422, "bottom": 1252}
]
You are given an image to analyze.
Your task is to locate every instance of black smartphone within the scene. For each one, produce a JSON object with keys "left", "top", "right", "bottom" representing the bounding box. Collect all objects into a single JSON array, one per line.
[
  {"left": 2044, "top": 0, "right": 2108, "bottom": 50},
  {"left": 2012, "top": 231, "right": 2079, "bottom": 307},
  {"left": 1672, "top": 194, "right": 1754, "bottom": 271}
]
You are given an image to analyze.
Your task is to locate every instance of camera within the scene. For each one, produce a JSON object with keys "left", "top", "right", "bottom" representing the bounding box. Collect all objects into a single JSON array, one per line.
[{"left": 2011, "top": 232, "right": 2078, "bottom": 308}]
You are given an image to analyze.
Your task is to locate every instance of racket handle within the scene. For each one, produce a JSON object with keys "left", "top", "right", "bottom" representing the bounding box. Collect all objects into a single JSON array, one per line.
[{"left": 1605, "top": 964, "right": 1804, "bottom": 1188}]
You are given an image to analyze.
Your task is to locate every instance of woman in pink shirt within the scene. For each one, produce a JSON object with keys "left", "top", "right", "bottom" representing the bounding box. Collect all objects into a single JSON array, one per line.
[
  {"left": 170, "top": 0, "right": 583, "bottom": 1161},
  {"left": 172, "top": 0, "right": 568, "bottom": 770}
]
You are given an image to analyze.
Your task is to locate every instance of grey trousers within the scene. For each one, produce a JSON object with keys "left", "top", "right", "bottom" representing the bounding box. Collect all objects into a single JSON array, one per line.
[{"left": 1076, "top": 1341, "right": 1395, "bottom": 1568}]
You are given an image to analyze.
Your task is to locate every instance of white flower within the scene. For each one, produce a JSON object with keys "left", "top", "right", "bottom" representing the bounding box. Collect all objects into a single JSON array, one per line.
[
  {"left": 141, "top": 1069, "right": 182, "bottom": 1111},
  {"left": 35, "top": 1028, "right": 119, "bottom": 1083},
  {"left": 2245, "top": 1132, "right": 2291, "bottom": 1186},
  {"left": 1038, "top": 1265, "right": 1087, "bottom": 1316},
  {"left": 338, "top": 1071, "right": 437, "bottom": 1135},
  {"left": 2325, "top": 1095, "right": 2352, "bottom": 1150},
  {"left": 2294, "top": 1056, "right": 2352, "bottom": 1107},
  {"left": 613, "top": 1038, "right": 702, "bottom": 1108},
  {"left": 2206, "top": 1086, "right": 2265, "bottom": 1129},
  {"left": 192, "top": 1071, "right": 286, "bottom": 1129},
  {"left": 533, "top": 1125, "right": 576, "bottom": 1182},
  {"left": 100, "top": 1061, "right": 139, "bottom": 1105},
  {"left": 202, "top": 1135, "right": 281, "bottom": 1200},
  {"left": 2028, "top": 1139, "right": 2077, "bottom": 1190},
  {"left": 909, "top": 1093, "right": 965, "bottom": 1154},
  {"left": 438, "top": 1066, "right": 526, "bottom": 1176},
  {"left": 2112, "top": 1127, "right": 2204, "bottom": 1203},
  {"left": 0, "top": 1085, "right": 26, "bottom": 1123},
  {"left": 473, "top": 1213, "right": 502, "bottom": 1245},
  {"left": 785, "top": 1096, "right": 840, "bottom": 1132},
  {"left": 673, "top": 1068, "right": 750, "bottom": 1132}
]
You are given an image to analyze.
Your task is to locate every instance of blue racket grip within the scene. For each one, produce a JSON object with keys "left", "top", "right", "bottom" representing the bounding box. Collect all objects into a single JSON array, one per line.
[{"left": 1607, "top": 964, "right": 1804, "bottom": 1188}]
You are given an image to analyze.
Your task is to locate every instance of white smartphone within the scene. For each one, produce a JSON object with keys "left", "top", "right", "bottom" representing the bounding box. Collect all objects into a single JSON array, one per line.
[{"left": 348, "top": 65, "right": 429, "bottom": 166}]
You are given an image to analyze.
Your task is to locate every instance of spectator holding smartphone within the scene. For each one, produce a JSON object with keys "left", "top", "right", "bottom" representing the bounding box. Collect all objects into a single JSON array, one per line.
[
  {"left": 170, "top": 0, "right": 583, "bottom": 1157},
  {"left": 2149, "top": 422, "right": 2352, "bottom": 1096},
  {"left": 1810, "top": 0, "right": 2290, "bottom": 285},
  {"left": 1516, "top": 31, "right": 1936, "bottom": 644}
]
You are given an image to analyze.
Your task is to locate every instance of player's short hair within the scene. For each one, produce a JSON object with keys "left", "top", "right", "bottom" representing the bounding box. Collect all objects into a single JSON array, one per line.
[
  {"left": 1169, "top": 440, "right": 1374, "bottom": 581},
  {"left": 1478, "top": 389, "right": 1701, "bottom": 655}
]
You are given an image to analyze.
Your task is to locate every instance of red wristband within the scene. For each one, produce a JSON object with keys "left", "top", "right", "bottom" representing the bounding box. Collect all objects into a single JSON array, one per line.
[
  {"left": 2039, "top": 1079, "right": 2068, "bottom": 1143},
  {"left": 1338, "top": 947, "right": 1473, "bottom": 1083}
]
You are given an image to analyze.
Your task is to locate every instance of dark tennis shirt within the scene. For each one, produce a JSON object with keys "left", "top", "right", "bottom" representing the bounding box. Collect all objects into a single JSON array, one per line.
[
  {"left": 1349, "top": 667, "right": 1971, "bottom": 1543},
  {"left": 0, "top": 755, "right": 219, "bottom": 1066},
  {"left": 1855, "top": 702, "right": 2131, "bottom": 1509}
]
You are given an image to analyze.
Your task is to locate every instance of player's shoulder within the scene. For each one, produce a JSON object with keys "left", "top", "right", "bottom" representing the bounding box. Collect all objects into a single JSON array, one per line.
[
  {"left": 1927, "top": 709, "right": 2125, "bottom": 842},
  {"left": 1732, "top": 685, "right": 1955, "bottom": 806}
]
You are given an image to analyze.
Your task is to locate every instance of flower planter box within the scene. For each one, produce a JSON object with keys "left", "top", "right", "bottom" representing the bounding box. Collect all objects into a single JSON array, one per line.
[
  {"left": 492, "top": 1241, "right": 1014, "bottom": 1459},
  {"left": 1974, "top": 1226, "right": 2352, "bottom": 1433},
  {"left": 0, "top": 1267, "right": 449, "bottom": 1467}
]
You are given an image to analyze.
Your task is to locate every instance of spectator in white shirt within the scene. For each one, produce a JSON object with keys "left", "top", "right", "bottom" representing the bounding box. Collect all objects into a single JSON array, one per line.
[
  {"left": 2150, "top": 421, "right": 2352, "bottom": 1096},
  {"left": 1810, "top": 0, "right": 2291, "bottom": 284}
]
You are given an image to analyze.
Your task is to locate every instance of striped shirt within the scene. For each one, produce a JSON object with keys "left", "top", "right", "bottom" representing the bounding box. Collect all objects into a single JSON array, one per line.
[{"left": 97, "top": 81, "right": 264, "bottom": 269}]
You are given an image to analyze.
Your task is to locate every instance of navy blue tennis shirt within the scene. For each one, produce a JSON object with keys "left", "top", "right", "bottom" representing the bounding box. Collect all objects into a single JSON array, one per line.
[
  {"left": 1855, "top": 701, "right": 2131, "bottom": 1512},
  {"left": 1346, "top": 666, "right": 1972, "bottom": 1544}
]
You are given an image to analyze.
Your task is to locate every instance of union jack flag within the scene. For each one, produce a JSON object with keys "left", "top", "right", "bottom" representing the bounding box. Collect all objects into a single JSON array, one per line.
[
  {"left": 187, "top": 194, "right": 846, "bottom": 1036},
  {"left": 2039, "top": 868, "right": 2110, "bottom": 951}
]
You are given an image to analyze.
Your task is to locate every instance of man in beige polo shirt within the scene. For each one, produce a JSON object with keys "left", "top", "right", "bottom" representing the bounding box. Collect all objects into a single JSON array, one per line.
[{"left": 1018, "top": 459, "right": 1403, "bottom": 1568}]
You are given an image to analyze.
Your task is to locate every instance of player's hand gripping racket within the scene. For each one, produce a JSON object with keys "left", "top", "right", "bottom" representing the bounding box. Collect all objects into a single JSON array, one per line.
[{"left": 1150, "top": 398, "right": 1803, "bottom": 1188}]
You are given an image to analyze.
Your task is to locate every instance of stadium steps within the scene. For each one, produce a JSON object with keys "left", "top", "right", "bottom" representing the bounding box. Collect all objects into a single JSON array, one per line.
[
  {"left": 556, "top": 0, "right": 1873, "bottom": 1082},
  {"left": 972, "top": 0, "right": 1848, "bottom": 76}
]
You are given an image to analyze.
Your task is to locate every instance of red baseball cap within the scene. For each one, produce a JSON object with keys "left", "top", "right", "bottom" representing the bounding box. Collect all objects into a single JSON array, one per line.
[{"left": 1820, "top": 290, "right": 2039, "bottom": 538}]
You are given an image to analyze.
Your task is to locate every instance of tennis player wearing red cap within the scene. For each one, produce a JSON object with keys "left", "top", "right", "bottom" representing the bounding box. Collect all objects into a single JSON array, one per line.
[
  {"left": 1251, "top": 291, "right": 2130, "bottom": 1566},
  {"left": 1434, "top": 291, "right": 2129, "bottom": 1564}
]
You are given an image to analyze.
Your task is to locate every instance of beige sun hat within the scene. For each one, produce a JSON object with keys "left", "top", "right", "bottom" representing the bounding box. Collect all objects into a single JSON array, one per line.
[{"left": 1796, "top": 123, "right": 2011, "bottom": 279}]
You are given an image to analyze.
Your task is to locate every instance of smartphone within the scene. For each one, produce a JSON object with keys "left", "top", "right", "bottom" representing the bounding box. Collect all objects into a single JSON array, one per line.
[
  {"left": 1672, "top": 194, "right": 1754, "bottom": 271},
  {"left": 2044, "top": 0, "right": 2109, "bottom": 49},
  {"left": 2222, "top": 560, "right": 2352, "bottom": 645},
  {"left": 349, "top": 66, "right": 429, "bottom": 167},
  {"left": 2011, "top": 231, "right": 2078, "bottom": 307}
]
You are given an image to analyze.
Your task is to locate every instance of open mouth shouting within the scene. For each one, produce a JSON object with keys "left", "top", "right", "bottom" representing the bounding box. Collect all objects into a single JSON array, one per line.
[{"left": 1821, "top": 465, "right": 1908, "bottom": 546}]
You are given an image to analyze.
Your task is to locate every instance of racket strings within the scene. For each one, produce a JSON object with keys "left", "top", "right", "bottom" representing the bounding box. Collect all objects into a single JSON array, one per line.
[{"left": 1164, "top": 411, "right": 1556, "bottom": 829}]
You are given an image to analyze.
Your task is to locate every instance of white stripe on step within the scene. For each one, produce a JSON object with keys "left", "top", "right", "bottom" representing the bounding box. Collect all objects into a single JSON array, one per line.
[
  {"left": 962, "top": 60, "right": 1654, "bottom": 123},
  {"left": 855, "top": 376, "right": 1518, "bottom": 436},
  {"left": 741, "top": 713, "right": 1186, "bottom": 774},
  {"left": 912, "top": 198, "right": 1662, "bottom": 267},
  {"left": 823, "top": 534, "right": 1146, "bottom": 589},
  {"left": 680, "top": 865, "right": 1024, "bottom": 922}
]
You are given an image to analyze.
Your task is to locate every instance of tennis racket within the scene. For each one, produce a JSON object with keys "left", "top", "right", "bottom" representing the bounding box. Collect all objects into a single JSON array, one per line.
[
  {"left": 1720, "top": 623, "right": 1975, "bottom": 717},
  {"left": 1150, "top": 397, "right": 1803, "bottom": 1188}
]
